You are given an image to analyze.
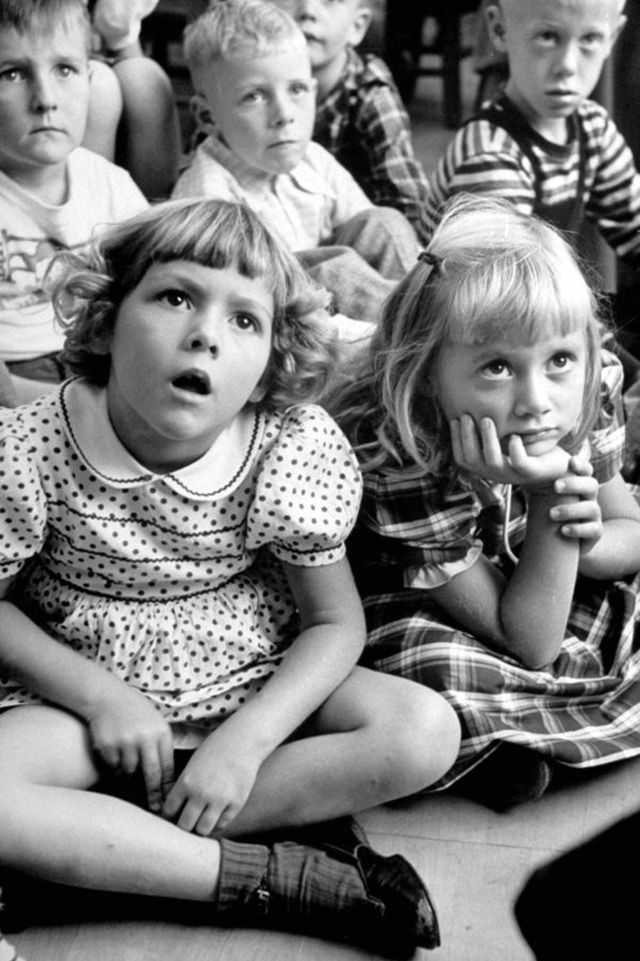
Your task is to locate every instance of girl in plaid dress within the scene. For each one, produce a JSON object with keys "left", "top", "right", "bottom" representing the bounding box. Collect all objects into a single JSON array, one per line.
[{"left": 329, "top": 193, "right": 640, "bottom": 808}]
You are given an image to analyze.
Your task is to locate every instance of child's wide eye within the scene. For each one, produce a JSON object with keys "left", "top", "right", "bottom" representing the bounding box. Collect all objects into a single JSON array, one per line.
[
  {"left": 481, "top": 359, "right": 511, "bottom": 379},
  {"left": 157, "top": 289, "right": 191, "bottom": 309},
  {"left": 581, "top": 32, "right": 605, "bottom": 52},
  {"left": 241, "top": 88, "right": 266, "bottom": 104},
  {"left": 289, "top": 81, "right": 311, "bottom": 96},
  {"left": 56, "top": 62, "right": 79, "bottom": 78},
  {"left": 549, "top": 351, "right": 575, "bottom": 371},
  {"left": 0, "top": 66, "right": 25, "bottom": 83},
  {"left": 535, "top": 30, "right": 558, "bottom": 47},
  {"left": 232, "top": 312, "right": 260, "bottom": 332}
]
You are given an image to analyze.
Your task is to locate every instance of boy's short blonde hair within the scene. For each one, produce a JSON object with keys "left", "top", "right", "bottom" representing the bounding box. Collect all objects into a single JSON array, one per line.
[
  {"left": 0, "top": 0, "right": 91, "bottom": 50},
  {"left": 184, "top": 0, "right": 302, "bottom": 71}
]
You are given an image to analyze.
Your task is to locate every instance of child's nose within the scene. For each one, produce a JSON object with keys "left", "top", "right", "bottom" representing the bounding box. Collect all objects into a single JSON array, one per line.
[
  {"left": 514, "top": 374, "right": 551, "bottom": 416},
  {"left": 296, "top": 0, "right": 319, "bottom": 21},
  {"left": 31, "top": 71, "right": 58, "bottom": 112},
  {"left": 271, "top": 93, "right": 294, "bottom": 126},
  {"left": 184, "top": 322, "right": 219, "bottom": 356},
  {"left": 555, "top": 40, "right": 580, "bottom": 76}
]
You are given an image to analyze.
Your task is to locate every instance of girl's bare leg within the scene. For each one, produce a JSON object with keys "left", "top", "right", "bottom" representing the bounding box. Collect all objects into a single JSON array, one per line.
[
  {"left": 0, "top": 706, "right": 219, "bottom": 899},
  {"left": 0, "top": 703, "right": 442, "bottom": 956},
  {"left": 83, "top": 59, "right": 123, "bottom": 162},
  {"left": 226, "top": 668, "right": 460, "bottom": 836},
  {"left": 113, "top": 56, "right": 181, "bottom": 200}
]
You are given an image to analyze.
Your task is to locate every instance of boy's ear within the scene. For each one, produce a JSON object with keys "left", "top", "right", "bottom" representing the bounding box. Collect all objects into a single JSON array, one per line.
[
  {"left": 191, "top": 90, "right": 215, "bottom": 130},
  {"left": 485, "top": 3, "right": 508, "bottom": 55},
  {"left": 347, "top": 6, "right": 372, "bottom": 48}
]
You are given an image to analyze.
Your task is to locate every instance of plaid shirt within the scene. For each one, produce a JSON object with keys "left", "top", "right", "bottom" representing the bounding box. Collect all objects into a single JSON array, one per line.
[{"left": 314, "top": 47, "right": 432, "bottom": 244}]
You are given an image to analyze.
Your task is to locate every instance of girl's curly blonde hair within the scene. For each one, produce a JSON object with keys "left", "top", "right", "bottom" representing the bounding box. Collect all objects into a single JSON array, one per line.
[{"left": 53, "top": 198, "right": 336, "bottom": 411}]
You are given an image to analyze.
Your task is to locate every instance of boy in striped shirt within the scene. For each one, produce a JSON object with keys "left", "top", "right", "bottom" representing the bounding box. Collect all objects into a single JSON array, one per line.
[{"left": 423, "top": 0, "right": 638, "bottom": 260}]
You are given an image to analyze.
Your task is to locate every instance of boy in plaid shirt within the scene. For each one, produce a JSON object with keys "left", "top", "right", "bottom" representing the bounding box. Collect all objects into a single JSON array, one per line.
[{"left": 272, "top": 0, "right": 432, "bottom": 243}]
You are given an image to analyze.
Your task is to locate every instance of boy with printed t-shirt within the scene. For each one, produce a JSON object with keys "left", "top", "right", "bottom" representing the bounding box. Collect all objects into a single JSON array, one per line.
[{"left": 0, "top": 0, "right": 147, "bottom": 405}]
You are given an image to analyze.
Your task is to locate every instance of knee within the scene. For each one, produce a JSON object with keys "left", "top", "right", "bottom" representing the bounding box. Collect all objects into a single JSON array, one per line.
[
  {"left": 382, "top": 683, "right": 461, "bottom": 797},
  {"left": 88, "top": 58, "right": 123, "bottom": 118},
  {"left": 114, "top": 56, "right": 176, "bottom": 117}
]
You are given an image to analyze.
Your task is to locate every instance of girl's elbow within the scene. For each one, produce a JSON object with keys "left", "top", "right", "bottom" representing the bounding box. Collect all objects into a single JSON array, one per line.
[{"left": 509, "top": 634, "right": 562, "bottom": 670}]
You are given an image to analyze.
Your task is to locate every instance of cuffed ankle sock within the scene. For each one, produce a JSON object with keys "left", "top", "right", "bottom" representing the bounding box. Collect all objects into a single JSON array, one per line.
[
  {"left": 215, "top": 837, "right": 432, "bottom": 958},
  {"left": 233, "top": 817, "right": 440, "bottom": 952}
]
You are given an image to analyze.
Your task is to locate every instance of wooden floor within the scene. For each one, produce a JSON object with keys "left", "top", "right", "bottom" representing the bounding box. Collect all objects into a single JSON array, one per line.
[{"left": 10, "top": 756, "right": 640, "bottom": 960}]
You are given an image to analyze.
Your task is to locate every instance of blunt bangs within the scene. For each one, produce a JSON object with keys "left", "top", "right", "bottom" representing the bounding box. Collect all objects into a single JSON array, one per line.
[
  {"left": 442, "top": 245, "right": 596, "bottom": 348},
  {"left": 103, "top": 200, "right": 292, "bottom": 315}
]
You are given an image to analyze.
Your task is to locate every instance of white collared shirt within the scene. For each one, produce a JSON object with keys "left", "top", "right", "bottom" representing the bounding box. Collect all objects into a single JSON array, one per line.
[{"left": 172, "top": 135, "right": 372, "bottom": 251}]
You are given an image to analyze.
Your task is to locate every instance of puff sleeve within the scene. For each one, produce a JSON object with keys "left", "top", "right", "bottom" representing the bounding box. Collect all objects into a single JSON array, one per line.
[
  {"left": 246, "top": 405, "right": 362, "bottom": 566},
  {"left": 0, "top": 427, "right": 48, "bottom": 580},
  {"left": 359, "top": 466, "right": 484, "bottom": 588}
]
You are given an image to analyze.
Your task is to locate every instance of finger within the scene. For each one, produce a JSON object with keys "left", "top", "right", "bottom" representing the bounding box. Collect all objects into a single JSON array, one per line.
[
  {"left": 194, "top": 802, "right": 233, "bottom": 838},
  {"left": 162, "top": 780, "right": 184, "bottom": 820},
  {"left": 555, "top": 475, "right": 598, "bottom": 496},
  {"left": 568, "top": 455, "right": 593, "bottom": 476},
  {"left": 213, "top": 803, "right": 239, "bottom": 836},
  {"left": 177, "top": 798, "right": 206, "bottom": 834},
  {"left": 450, "top": 419, "right": 463, "bottom": 465},
  {"left": 120, "top": 743, "right": 140, "bottom": 776},
  {"left": 158, "top": 731, "right": 175, "bottom": 803},
  {"left": 559, "top": 521, "right": 602, "bottom": 540},
  {"left": 95, "top": 741, "right": 121, "bottom": 769},
  {"left": 459, "top": 413, "right": 483, "bottom": 465},
  {"left": 140, "top": 742, "right": 164, "bottom": 813},
  {"left": 480, "top": 417, "right": 504, "bottom": 468},
  {"left": 506, "top": 433, "right": 534, "bottom": 472},
  {"left": 550, "top": 502, "right": 600, "bottom": 524}
]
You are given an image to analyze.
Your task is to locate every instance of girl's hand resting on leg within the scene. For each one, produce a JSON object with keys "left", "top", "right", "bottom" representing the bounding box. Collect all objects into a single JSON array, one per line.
[
  {"left": 549, "top": 455, "right": 603, "bottom": 551},
  {"left": 162, "top": 727, "right": 263, "bottom": 836},
  {"left": 451, "top": 415, "right": 573, "bottom": 488},
  {"left": 87, "top": 685, "right": 174, "bottom": 813}
]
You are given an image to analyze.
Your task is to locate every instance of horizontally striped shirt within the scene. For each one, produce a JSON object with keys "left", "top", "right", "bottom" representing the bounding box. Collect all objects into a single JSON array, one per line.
[{"left": 423, "top": 97, "right": 640, "bottom": 261}]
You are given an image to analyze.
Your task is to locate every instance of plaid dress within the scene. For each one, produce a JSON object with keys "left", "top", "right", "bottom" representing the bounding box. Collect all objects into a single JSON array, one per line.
[{"left": 353, "top": 352, "right": 640, "bottom": 790}]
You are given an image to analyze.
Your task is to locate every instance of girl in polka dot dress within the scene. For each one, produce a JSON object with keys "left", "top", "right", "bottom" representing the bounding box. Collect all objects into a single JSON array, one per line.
[{"left": 0, "top": 199, "right": 459, "bottom": 955}]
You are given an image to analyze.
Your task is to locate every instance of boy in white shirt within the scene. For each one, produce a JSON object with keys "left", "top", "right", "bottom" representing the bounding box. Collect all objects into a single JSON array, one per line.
[
  {"left": 0, "top": 0, "right": 147, "bottom": 404},
  {"left": 172, "top": 0, "right": 419, "bottom": 323}
]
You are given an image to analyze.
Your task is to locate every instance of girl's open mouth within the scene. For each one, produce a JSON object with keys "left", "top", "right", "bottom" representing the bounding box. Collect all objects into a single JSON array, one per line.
[{"left": 171, "top": 370, "right": 212, "bottom": 396}]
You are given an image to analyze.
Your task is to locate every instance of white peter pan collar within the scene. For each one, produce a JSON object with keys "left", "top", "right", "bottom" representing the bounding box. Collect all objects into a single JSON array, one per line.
[{"left": 58, "top": 378, "right": 264, "bottom": 500}]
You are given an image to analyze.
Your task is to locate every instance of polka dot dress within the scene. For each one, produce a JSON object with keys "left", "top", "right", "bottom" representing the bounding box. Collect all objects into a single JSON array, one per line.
[{"left": 0, "top": 380, "right": 362, "bottom": 745}]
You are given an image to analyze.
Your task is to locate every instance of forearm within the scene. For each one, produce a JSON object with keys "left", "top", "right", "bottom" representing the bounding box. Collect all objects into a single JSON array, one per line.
[
  {"left": 0, "top": 600, "right": 132, "bottom": 719},
  {"left": 214, "top": 616, "right": 365, "bottom": 758},
  {"left": 500, "top": 492, "right": 580, "bottom": 667},
  {"left": 578, "top": 518, "right": 640, "bottom": 579}
]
